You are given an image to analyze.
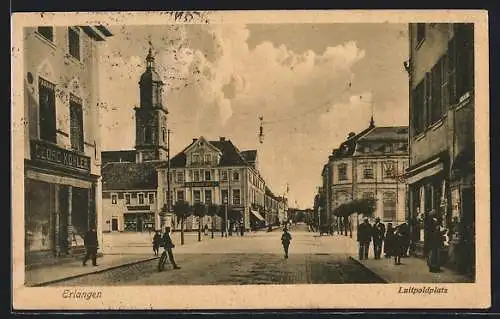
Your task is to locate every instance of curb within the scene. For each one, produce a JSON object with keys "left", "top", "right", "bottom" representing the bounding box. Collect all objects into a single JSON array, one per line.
[
  {"left": 30, "top": 256, "right": 159, "bottom": 287},
  {"left": 348, "top": 256, "right": 388, "bottom": 283}
]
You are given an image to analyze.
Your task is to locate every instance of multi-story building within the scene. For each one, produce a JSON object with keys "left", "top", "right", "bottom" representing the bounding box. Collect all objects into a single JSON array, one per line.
[
  {"left": 101, "top": 48, "right": 168, "bottom": 232},
  {"left": 23, "top": 25, "right": 112, "bottom": 266},
  {"left": 157, "top": 136, "right": 270, "bottom": 232},
  {"left": 322, "top": 118, "right": 409, "bottom": 228},
  {"left": 405, "top": 23, "right": 474, "bottom": 275}
]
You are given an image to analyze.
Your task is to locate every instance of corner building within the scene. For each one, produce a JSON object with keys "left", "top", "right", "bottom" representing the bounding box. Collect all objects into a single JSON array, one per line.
[{"left": 23, "top": 26, "right": 112, "bottom": 266}]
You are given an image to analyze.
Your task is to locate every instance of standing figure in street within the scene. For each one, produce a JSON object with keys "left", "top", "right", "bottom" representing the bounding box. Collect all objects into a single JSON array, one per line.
[
  {"left": 427, "top": 216, "right": 446, "bottom": 273},
  {"left": 158, "top": 227, "right": 181, "bottom": 271},
  {"left": 152, "top": 231, "right": 162, "bottom": 256},
  {"left": 384, "top": 223, "right": 395, "bottom": 258},
  {"left": 281, "top": 228, "right": 292, "bottom": 259},
  {"left": 393, "top": 225, "right": 404, "bottom": 265},
  {"left": 83, "top": 227, "right": 98, "bottom": 266},
  {"left": 399, "top": 222, "right": 410, "bottom": 257},
  {"left": 372, "top": 217, "right": 386, "bottom": 259},
  {"left": 357, "top": 218, "right": 372, "bottom": 260},
  {"left": 204, "top": 224, "right": 209, "bottom": 236}
]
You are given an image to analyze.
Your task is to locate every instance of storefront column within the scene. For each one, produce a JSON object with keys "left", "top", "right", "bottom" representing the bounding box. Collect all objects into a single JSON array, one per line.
[
  {"left": 54, "top": 184, "right": 61, "bottom": 257},
  {"left": 67, "top": 186, "right": 73, "bottom": 251}
]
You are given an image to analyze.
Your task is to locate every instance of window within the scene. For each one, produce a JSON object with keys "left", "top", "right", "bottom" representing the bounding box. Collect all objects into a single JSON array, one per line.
[
  {"left": 38, "top": 77, "right": 57, "bottom": 142},
  {"left": 221, "top": 170, "right": 228, "bottom": 181},
  {"left": 68, "top": 27, "right": 80, "bottom": 60},
  {"left": 338, "top": 164, "right": 348, "bottom": 181},
  {"left": 362, "top": 192, "right": 375, "bottom": 200},
  {"left": 233, "top": 189, "right": 241, "bottom": 205},
  {"left": 383, "top": 191, "right": 396, "bottom": 220},
  {"left": 204, "top": 154, "right": 211, "bottom": 164},
  {"left": 37, "top": 27, "right": 54, "bottom": 42},
  {"left": 176, "top": 171, "right": 185, "bottom": 183},
  {"left": 363, "top": 163, "right": 374, "bottom": 179},
  {"left": 69, "top": 94, "right": 84, "bottom": 152},
  {"left": 138, "top": 193, "right": 144, "bottom": 205},
  {"left": 221, "top": 189, "right": 229, "bottom": 204},
  {"left": 233, "top": 171, "right": 240, "bottom": 181},
  {"left": 416, "top": 23, "right": 426, "bottom": 47},
  {"left": 192, "top": 154, "right": 200, "bottom": 164},
  {"left": 454, "top": 23, "right": 474, "bottom": 102},
  {"left": 193, "top": 190, "right": 201, "bottom": 203},
  {"left": 148, "top": 193, "right": 155, "bottom": 204},
  {"left": 162, "top": 128, "right": 166, "bottom": 143},
  {"left": 205, "top": 189, "right": 212, "bottom": 204},
  {"left": 125, "top": 193, "right": 131, "bottom": 205},
  {"left": 430, "top": 56, "right": 445, "bottom": 124},
  {"left": 205, "top": 170, "right": 211, "bottom": 181},
  {"left": 111, "top": 194, "right": 117, "bottom": 205},
  {"left": 144, "top": 126, "right": 152, "bottom": 143},
  {"left": 193, "top": 170, "right": 200, "bottom": 182},
  {"left": 177, "top": 190, "right": 185, "bottom": 202},
  {"left": 383, "top": 161, "right": 396, "bottom": 179}
]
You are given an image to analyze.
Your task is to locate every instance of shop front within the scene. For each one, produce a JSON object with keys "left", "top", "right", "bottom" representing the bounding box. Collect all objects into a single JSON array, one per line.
[
  {"left": 25, "top": 139, "right": 98, "bottom": 267},
  {"left": 123, "top": 211, "right": 155, "bottom": 232}
]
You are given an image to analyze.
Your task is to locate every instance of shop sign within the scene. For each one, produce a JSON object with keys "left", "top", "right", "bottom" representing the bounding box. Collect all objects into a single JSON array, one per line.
[
  {"left": 31, "top": 140, "right": 91, "bottom": 173},
  {"left": 184, "top": 181, "right": 219, "bottom": 188},
  {"left": 127, "top": 205, "right": 151, "bottom": 211}
]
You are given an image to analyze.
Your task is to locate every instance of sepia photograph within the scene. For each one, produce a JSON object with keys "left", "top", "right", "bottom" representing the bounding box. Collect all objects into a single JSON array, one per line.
[{"left": 11, "top": 10, "right": 490, "bottom": 310}]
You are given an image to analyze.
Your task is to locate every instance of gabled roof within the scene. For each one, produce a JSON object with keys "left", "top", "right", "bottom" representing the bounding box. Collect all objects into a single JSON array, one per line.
[
  {"left": 331, "top": 124, "right": 375, "bottom": 159},
  {"left": 357, "top": 126, "right": 408, "bottom": 142},
  {"left": 161, "top": 138, "right": 251, "bottom": 168},
  {"left": 102, "top": 160, "right": 167, "bottom": 191}
]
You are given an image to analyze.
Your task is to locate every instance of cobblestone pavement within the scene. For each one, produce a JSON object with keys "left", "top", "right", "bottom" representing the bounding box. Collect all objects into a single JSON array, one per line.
[{"left": 49, "top": 225, "right": 383, "bottom": 285}]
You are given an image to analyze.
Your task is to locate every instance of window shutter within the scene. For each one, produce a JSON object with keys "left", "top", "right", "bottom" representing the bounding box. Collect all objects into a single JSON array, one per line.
[
  {"left": 424, "top": 72, "right": 432, "bottom": 128},
  {"left": 448, "top": 36, "right": 457, "bottom": 105},
  {"left": 441, "top": 53, "right": 450, "bottom": 115}
]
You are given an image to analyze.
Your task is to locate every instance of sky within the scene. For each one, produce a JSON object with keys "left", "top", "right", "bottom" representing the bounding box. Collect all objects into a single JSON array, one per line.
[{"left": 98, "top": 23, "right": 409, "bottom": 209}]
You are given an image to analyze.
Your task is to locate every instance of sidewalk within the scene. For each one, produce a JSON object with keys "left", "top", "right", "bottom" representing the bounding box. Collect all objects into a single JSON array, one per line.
[{"left": 345, "top": 233, "right": 473, "bottom": 283}]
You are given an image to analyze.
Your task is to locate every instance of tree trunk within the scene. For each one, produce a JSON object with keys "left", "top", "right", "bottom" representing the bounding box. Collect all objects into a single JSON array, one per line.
[
  {"left": 181, "top": 217, "right": 185, "bottom": 245},
  {"left": 211, "top": 216, "right": 214, "bottom": 239},
  {"left": 198, "top": 217, "right": 202, "bottom": 242}
]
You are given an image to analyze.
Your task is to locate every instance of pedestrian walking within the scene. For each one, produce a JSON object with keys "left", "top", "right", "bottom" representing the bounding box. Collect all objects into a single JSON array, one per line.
[
  {"left": 204, "top": 224, "right": 209, "bottom": 236},
  {"left": 152, "top": 231, "right": 161, "bottom": 256},
  {"left": 357, "top": 218, "right": 372, "bottom": 260},
  {"left": 158, "top": 227, "right": 181, "bottom": 271},
  {"left": 372, "top": 217, "right": 385, "bottom": 259},
  {"left": 281, "top": 228, "right": 292, "bottom": 259},
  {"left": 384, "top": 223, "right": 395, "bottom": 258},
  {"left": 399, "top": 222, "right": 410, "bottom": 257},
  {"left": 83, "top": 226, "right": 98, "bottom": 266},
  {"left": 393, "top": 225, "right": 404, "bottom": 265}
]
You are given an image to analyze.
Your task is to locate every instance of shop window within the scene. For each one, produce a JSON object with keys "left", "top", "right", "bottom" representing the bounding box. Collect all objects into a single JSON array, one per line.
[
  {"left": 233, "top": 189, "right": 241, "bottom": 205},
  {"left": 193, "top": 190, "right": 201, "bottom": 203},
  {"left": 148, "top": 193, "right": 155, "bottom": 204},
  {"left": 125, "top": 193, "right": 131, "bottom": 205},
  {"left": 205, "top": 189, "right": 212, "bottom": 204},
  {"left": 68, "top": 27, "right": 80, "bottom": 60},
  {"left": 38, "top": 77, "right": 57, "bottom": 143},
  {"left": 37, "top": 27, "right": 54, "bottom": 42},
  {"left": 111, "top": 194, "right": 117, "bottom": 205},
  {"left": 138, "top": 193, "right": 144, "bottom": 205},
  {"left": 69, "top": 94, "right": 84, "bottom": 152}
]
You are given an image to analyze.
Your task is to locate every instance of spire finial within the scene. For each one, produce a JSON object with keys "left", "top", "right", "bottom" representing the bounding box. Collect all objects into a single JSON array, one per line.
[
  {"left": 146, "top": 40, "right": 155, "bottom": 68},
  {"left": 370, "top": 115, "right": 375, "bottom": 128}
]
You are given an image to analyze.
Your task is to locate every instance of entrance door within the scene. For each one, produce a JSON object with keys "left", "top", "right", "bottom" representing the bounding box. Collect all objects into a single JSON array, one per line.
[{"left": 111, "top": 218, "right": 118, "bottom": 231}]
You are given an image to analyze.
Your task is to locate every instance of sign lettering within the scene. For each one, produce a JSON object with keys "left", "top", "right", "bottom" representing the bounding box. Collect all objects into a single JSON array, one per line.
[
  {"left": 184, "top": 181, "right": 220, "bottom": 188},
  {"left": 31, "top": 140, "right": 91, "bottom": 173}
]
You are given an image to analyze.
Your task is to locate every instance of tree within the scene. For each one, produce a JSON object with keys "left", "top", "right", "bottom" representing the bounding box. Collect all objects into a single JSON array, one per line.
[
  {"left": 173, "top": 200, "right": 191, "bottom": 245},
  {"left": 333, "top": 198, "right": 377, "bottom": 236},
  {"left": 206, "top": 203, "right": 219, "bottom": 239},
  {"left": 193, "top": 202, "right": 206, "bottom": 242}
]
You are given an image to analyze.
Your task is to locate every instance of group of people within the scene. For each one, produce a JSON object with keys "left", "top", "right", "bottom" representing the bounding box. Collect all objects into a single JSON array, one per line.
[{"left": 357, "top": 217, "right": 411, "bottom": 265}]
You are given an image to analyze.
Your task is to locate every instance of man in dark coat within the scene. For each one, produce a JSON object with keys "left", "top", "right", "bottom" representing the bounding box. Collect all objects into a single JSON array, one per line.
[
  {"left": 372, "top": 217, "right": 386, "bottom": 259},
  {"left": 83, "top": 227, "right": 98, "bottom": 266},
  {"left": 357, "top": 218, "right": 372, "bottom": 260},
  {"left": 281, "top": 228, "right": 292, "bottom": 259},
  {"left": 160, "top": 227, "right": 181, "bottom": 270}
]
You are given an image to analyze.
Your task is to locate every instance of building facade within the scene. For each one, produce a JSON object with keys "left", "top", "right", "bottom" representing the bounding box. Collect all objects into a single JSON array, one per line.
[
  {"left": 322, "top": 119, "right": 409, "bottom": 228},
  {"left": 101, "top": 48, "right": 168, "bottom": 232},
  {"left": 406, "top": 23, "right": 475, "bottom": 276},
  {"left": 23, "top": 26, "right": 112, "bottom": 266},
  {"left": 157, "top": 136, "right": 272, "bottom": 232}
]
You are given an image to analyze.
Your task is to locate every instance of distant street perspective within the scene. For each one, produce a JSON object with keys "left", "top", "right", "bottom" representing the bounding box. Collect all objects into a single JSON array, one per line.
[{"left": 43, "top": 224, "right": 384, "bottom": 285}]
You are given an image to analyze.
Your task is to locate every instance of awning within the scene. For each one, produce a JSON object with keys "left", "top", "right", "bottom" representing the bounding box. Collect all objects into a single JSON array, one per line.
[
  {"left": 406, "top": 158, "right": 444, "bottom": 185},
  {"left": 250, "top": 210, "right": 265, "bottom": 221}
]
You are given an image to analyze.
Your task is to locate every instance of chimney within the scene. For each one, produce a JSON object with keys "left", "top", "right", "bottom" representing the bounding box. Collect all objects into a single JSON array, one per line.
[{"left": 219, "top": 137, "right": 226, "bottom": 141}]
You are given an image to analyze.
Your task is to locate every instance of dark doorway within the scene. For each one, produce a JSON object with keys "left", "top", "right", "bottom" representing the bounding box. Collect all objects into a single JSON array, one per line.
[{"left": 111, "top": 218, "right": 118, "bottom": 231}]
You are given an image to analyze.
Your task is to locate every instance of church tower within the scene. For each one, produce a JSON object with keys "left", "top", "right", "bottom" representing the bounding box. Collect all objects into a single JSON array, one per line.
[{"left": 134, "top": 46, "right": 169, "bottom": 162}]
